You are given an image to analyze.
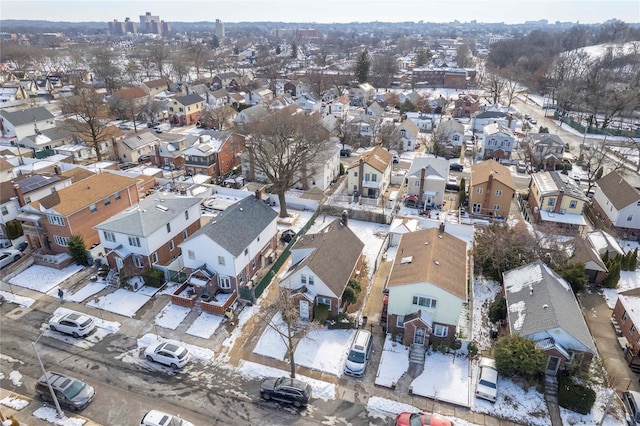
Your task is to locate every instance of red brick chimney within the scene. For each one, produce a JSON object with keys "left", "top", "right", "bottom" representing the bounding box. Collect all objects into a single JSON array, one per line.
[
  {"left": 358, "top": 158, "right": 364, "bottom": 195},
  {"left": 13, "top": 184, "right": 25, "bottom": 206},
  {"left": 419, "top": 167, "right": 426, "bottom": 205}
]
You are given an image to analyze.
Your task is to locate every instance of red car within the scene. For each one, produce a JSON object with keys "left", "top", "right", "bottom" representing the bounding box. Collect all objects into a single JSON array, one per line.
[{"left": 395, "top": 412, "right": 453, "bottom": 426}]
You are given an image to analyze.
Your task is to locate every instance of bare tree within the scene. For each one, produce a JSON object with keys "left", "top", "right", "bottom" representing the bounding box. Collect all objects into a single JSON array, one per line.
[
  {"left": 371, "top": 53, "right": 398, "bottom": 90},
  {"left": 577, "top": 138, "right": 629, "bottom": 194},
  {"left": 169, "top": 50, "right": 190, "bottom": 83},
  {"left": 253, "top": 287, "right": 321, "bottom": 378},
  {"left": 245, "top": 109, "right": 331, "bottom": 218},
  {"left": 484, "top": 72, "right": 506, "bottom": 105},
  {"left": 62, "top": 87, "right": 114, "bottom": 161},
  {"left": 89, "top": 48, "right": 122, "bottom": 94},
  {"left": 187, "top": 41, "right": 211, "bottom": 80},
  {"left": 150, "top": 43, "right": 170, "bottom": 78}
]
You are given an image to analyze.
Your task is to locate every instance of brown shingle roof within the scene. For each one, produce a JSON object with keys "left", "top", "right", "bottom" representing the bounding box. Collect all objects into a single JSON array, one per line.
[
  {"left": 60, "top": 167, "right": 95, "bottom": 183},
  {"left": 30, "top": 172, "right": 137, "bottom": 216},
  {"left": 290, "top": 218, "right": 364, "bottom": 298},
  {"left": 470, "top": 159, "right": 515, "bottom": 190},
  {"left": 114, "top": 86, "right": 147, "bottom": 101},
  {"left": 348, "top": 145, "right": 392, "bottom": 173},
  {"left": 387, "top": 228, "right": 467, "bottom": 300},
  {"left": 596, "top": 171, "right": 640, "bottom": 210}
]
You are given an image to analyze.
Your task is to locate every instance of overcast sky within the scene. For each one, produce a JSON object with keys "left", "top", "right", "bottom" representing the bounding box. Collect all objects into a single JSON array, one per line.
[{"left": 1, "top": 0, "right": 638, "bottom": 24}]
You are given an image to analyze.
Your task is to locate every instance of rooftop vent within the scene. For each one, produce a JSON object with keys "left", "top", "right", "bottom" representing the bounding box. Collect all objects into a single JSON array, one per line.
[
  {"left": 434, "top": 260, "right": 440, "bottom": 266},
  {"left": 401, "top": 256, "right": 413, "bottom": 264},
  {"left": 156, "top": 205, "right": 168, "bottom": 212}
]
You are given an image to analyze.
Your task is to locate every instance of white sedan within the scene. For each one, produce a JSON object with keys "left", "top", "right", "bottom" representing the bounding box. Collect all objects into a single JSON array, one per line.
[
  {"left": 144, "top": 342, "right": 190, "bottom": 369},
  {"left": 0, "top": 249, "right": 21, "bottom": 269},
  {"left": 140, "top": 409, "right": 194, "bottom": 426},
  {"left": 49, "top": 312, "right": 96, "bottom": 338}
]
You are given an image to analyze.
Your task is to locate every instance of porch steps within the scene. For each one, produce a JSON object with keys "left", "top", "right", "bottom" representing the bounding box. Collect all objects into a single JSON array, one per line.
[
  {"left": 409, "top": 343, "right": 426, "bottom": 364},
  {"left": 545, "top": 374, "right": 559, "bottom": 403}
]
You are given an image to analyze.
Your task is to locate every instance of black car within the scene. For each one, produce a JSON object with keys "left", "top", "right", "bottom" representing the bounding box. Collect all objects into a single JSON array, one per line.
[
  {"left": 260, "top": 377, "right": 312, "bottom": 408},
  {"left": 449, "top": 163, "right": 464, "bottom": 171},
  {"left": 147, "top": 122, "right": 160, "bottom": 128},
  {"left": 340, "top": 149, "right": 351, "bottom": 157},
  {"left": 138, "top": 155, "right": 152, "bottom": 163}
]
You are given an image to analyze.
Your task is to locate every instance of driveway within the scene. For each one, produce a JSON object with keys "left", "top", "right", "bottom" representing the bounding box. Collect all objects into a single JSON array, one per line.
[{"left": 580, "top": 290, "right": 640, "bottom": 392}]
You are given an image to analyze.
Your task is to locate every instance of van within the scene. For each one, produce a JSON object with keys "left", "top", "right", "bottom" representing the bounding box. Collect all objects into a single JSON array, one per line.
[{"left": 344, "top": 330, "right": 373, "bottom": 377}]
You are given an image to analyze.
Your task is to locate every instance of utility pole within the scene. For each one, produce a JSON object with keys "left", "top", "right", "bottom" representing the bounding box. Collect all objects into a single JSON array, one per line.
[{"left": 32, "top": 334, "right": 64, "bottom": 418}]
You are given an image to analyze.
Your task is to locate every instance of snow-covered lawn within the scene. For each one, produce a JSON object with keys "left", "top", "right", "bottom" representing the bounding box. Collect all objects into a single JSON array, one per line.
[
  {"left": 154, "top": 303, "right": 191, "bottom": 330},
  {"left": 86, "top": 288, "right": 152, "bottom": 318},
  {"left": 375, "top": 334, "right": 409, "bottom": 387},
  {"left": 253, "top": 312, "right": 355, "bottom": 376},
  {"left": 411, "top": 351, "right": 471, "bottom": 407},
  {"left": 238, "top": 360, "right": 335, "bottom": 401},
  {"left": 116, "top": 333, "right": 215, "bottom": 371},
  {"left": 0, "top": 290, "right": 35, "bottom": 307},
  {"left": 187, "top": 312, "right": 224, "bottom": 339},
  {"left": 67, "top": 281, "right": 107, "bottom": 303},
  {"left": 0, "top": 395, "right": 28, "bottom": 411},
  {"left": 602, "top": 269, "right": 640, "bottom": 308},
  {"left": 472, "top": 278, "right": 502, "bottom": 349},
  {"left": 8, "top": 264, "right": 83, "bottom": 293},
  {"left": 33, "top": 406, "right": 86, "bottom": 426}
]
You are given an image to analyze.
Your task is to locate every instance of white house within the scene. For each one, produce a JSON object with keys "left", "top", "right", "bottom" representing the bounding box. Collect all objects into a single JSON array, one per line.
[
  {"left": 592, "top": 171, "right": 640, "bottom": 239},
  {"left": 295, "top": 93, "right": 321, "bottom": 113},
  {"left": 0, "top": 106, "right": 56, "bottom": 143},
  {"left": 482, "top": 122, "right": 515, "bottom": 161},
  {"left": 346, "top": 145, "right": 393, "bottom": 198},
  {"left": 405, "top": 154, "right": 449, "bottom": 208},
  {"left": 391, "top": 119, "right": 420, "bottom": 152}
]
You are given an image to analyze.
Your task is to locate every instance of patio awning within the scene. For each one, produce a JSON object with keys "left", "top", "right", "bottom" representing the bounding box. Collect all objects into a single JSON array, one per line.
[
  {"left": 189, "top": 276, "right": 209, "bottom": 287},
  {"left": 109, "top": 244, "right": 131, "bottom": 259},
  {"left": 16, "top": 212, "right": 41, "bottom": 222}
]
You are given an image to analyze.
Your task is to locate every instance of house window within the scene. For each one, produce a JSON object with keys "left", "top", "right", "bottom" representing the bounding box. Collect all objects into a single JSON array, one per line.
[
  {"left": 317, "top": 297, "right": 331, "bottom": 309},
  {"left": 301, "top": 274, "right": 307, "bottom": 284},
  {"left": 434, "top": 324, "right": 449, "bottom": 337},
  {"left": 218, "top": 255, "right": 225, "bottom": 265},
  {"left": 354, "top": 171, "right": 358, "bottom": 177},
  {"left": 218, "top": 276, "right": 231, "bottom": 290},
  {"left": 547, "top": 198, "right": 555, "bottom": 207},
  {"left": 115, "top": 192, "right": 121, "bottom": 200},
  {"left": 415, "top": 181, "right": 420, "bottom": 187},
  {"left": 365, "top": 173, "right": 370, "bottom": 181},
  {"left": 169, "top": 240, "right": 174, "bottom": 251},
  {"left": 188, "top": 250, "right": 195, "bottom": 260},
  {"left": 185, "top": 210, "right": 189, "bottom": 220},
  {"left": 632, "top": 325, "right": 637, "bottom": 335},
  {"left": 47, "top": 215, "right": 65, "bottom": 226},
  {"left": 495, "top": 189, "right": 502, "bottom": 196},
  {"left": 628, "top": 214, "right": 634, "bottom": 222},
  {"left": 396, "top": 315, "right": 404, "bottom": 328},
  {"left": 622, "top": 311, "right": 628, "bottom": 323},
  {"left": 476, "top": 188, "right": 483, "bottom": 194},
  {"left": 183, "top": 230, "right": 188, "bottom": 239},
  {"left": 569, "top": 200, "right": 578, "bottom": 209},
  {"left": 104, "top": 197, "right": 111, "bottom": 206},
  {"left": 493, "top": 204, "right": 500, "bottom": 211},
  {"left": 128, "top": 236, "right": 141, "bottom": 247},
  {"left": 308, "top": 275, "right": 314, "bottom": 285},
  {"left": 371, "top": 174, "right": 377, "bottom": 182},
  {"left": 245, "top": 248, "right": 249, "bottom": 256},
  {"left": 53, "top": 235, "right": 69, "bottom": 246},
  {"left": 252, "top": 258, "right": 256, "bottom": 269},
  {"left": 103, "top": 231, "right": 116, "bottom": 242},
  {"left": 151, "top": 252, "right": 158, "bottom": 263},
  {"left": 412, "top": 296, "right": 436, "bottom": 308},
  {"left": 90, "top": 203, "right": 97, "bottom": 213},
  {"left": 133, "top": 254, "right": 144, "bottom": 268},
  {"left": 166, "top": 223, "right": 171, "bottom": 233},
  {"left": 0, "top": 206, "right": 7, "bottom": 216}
]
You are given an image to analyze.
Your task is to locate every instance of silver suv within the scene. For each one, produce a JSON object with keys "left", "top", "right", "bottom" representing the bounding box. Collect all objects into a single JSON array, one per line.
[
  {"left": 35, "top": 372, "right": 95, "bottom": 411},
  {"left": 622, "top": 390, "right": 640, "bottom": 425}
]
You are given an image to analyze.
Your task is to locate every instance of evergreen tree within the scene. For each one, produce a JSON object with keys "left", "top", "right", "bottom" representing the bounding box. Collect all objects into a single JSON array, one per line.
[
  {"left": 556, "top": 262, "right": 588, "bottom": 293},
  {"left": 353, "top": 50, "right": 370, "bottom": 83},
  {"left": 290, "top": 41, "right": 298, "bottom": 58},
  {"left": 210, "top": 35, "right": 219, "bottom": 49},
  {"left": 631, "top": 248, "right": 639, "bottom": 270},
  {"left": 458, "top": 177, "right": 466, "bottom": 207},
  {"left": 68, "top": 235, "right": 89, "bottom": 266},
  {"left": 603, "top": 258, "right": 621, "bottom": 288},
  {"left": 494, "top": 335, "right": 547, "bottom": 384},
  {"left": 275, "top": 45, "right": 281, "bottom": 55},
  {"left": 415, "top": 47, "right": 431, "bottom": 67}
]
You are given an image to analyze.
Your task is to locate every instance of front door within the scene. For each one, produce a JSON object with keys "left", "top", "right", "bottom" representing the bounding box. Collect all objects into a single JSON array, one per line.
[
  {"left": 414, "top": 327, "right": 426, "bottom": 345},
  {"left": 545, "top": 355, "right": 561, "bottom": 375},
  {"left": 115, "top": 256, "right": 124, "bottom": 271},
  {"left": 299, "top": 300, "right": 310, "bottom": 320}
]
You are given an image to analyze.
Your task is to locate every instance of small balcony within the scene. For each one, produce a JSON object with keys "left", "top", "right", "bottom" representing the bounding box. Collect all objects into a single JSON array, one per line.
[
  {"left": 361, "top": 179, "right": 382, "bottom": 189},
  {"left": 22, "top": 223, "right": 48, "bottom": 237}
]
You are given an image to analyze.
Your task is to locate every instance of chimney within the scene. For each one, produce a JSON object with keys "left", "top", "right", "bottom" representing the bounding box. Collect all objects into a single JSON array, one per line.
[
  {"left": 358, "top": 158, "right": 364, "bottom": 195},
  {"left": 255, "top": 188, "right": 263, "bottom": 200},
  {"left": 418, "top": 167, "right": 426, "bottom": 205},
  {"left": 53, "top": 165, "right": 61, "bottom": 175},
  {"left": 507, "top": 114, "right": 513, "bottom": 129},
  {"left": 438, "top": 221, "right": 445, "bottom": 233},
  {"left": 199, "top": 135, "right": 205, "bottom": 144},
  {"left": 554, "top": 188, "right": 564, "bottom": 213},
  {"left": 13, "top": 183, "right": 26, "bottom": 206},
  {"left": 341, "top": 210, "right": 349, "bottom": 227}
]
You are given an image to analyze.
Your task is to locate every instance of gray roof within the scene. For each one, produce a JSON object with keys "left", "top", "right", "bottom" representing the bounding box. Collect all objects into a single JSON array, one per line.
[
  {"left": 175, "top": 94, "right": 205, "bottom": 107},
  {"left": 13, "top": 173, "right": 66, "bottom": 193},
  {"left": 122, "top": 131, "right": 159, "bottom": 150},
  {"left": 407, "top": 155, "right": 448, "bottom": 179},
  {"left": 503, "top": 260, "right": 597, "bottom": 355},
  {"left": 189, "top": 195, "right": 278, "bottom": 257},
  {"left": 39, "top": 126, "right": 74, "bottom": 141},
  {"left": 95, "top": 193, "right": 201, "bottom": 237},
  {"left": 475, "top": 111, "right": 506, "bottom": 119},
  {"left": 0, "top": 106, "right": 55, "bottom": 126}
]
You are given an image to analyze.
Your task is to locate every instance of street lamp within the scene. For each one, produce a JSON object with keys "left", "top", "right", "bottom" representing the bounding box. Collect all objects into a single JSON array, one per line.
[{"left": 32, "top": 333, "right": 64, "bottom": 418}]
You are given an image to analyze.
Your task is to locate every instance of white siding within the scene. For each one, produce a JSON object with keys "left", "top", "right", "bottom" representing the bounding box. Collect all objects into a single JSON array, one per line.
[{"left": 388, "top": 282, "right": 463, "bottom": 326}]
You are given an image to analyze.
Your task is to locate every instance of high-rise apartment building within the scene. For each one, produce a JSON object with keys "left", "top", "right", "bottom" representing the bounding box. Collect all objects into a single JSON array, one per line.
[{"left": 215, "top": 19, "right": 225, "bottom": 39}]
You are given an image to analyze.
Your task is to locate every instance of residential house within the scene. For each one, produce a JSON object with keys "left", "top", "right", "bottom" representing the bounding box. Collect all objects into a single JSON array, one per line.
[
  {"left": 141, "top": 78, "right": 172, "bottom": 97},
  {"left": 363, "top": 102, "right": 384, "bottom": 120},
  {"left": 592, "top": 171, "right": 640, "bottom": 240},
  {"left": 233, "top": 104, "right": 269, "bottom": 129},
  {"left": 295, "top": 93, "right": 321, "bottom": 113},
  {"left": 95, "top": 192, "right": 202, "bottom": 278},
  {"left": 280, "top": 215, "right": 364, "bottom": 320},
  {"left": 322, "top": 96, "right": 350, "bottom": 120},
  {"left": 295, "top": 144, "right": 340, "bottom": 191},
  {"left": 18, "top": 172, "right": 140, "bottom": 254},
  {"left": 155, "top": 135, "right": 198, "bottom": 171},
  {"left": 211, "top": 72, "right": 242, "bottom": 91},
  {"left": 0, "top": 106, "right": 56, "bottom": 142},
  {"left": 19, "top": 126, "right": 75, "bottom": 153},
  {"left": 115, "top": 131, "right": 159, "bottom": 164},
  {"left": 246, "top": 88, "right": 273, "bottom": 105},
  {"left": 187, "top": 84, "right": 214, "bottom": 107},
  {"left": 388, "top": 216, "right": 419, "bottom": 247},
  {"left": 453, "top": 94, "right": 480, "bottom": 118},
  {"left": 183, "top": 131, "right": 244, "bottom": 178},
  {"left": 470, "top": 109, "right": 516, "bottom": 135},
  {"left": 210, "top": 88, "right": 230, "bottom": 108},
  {"left": 391, "top": 119, "right": 420, "bottom": 152},
  {"left": 112, "top": 86, "right": 149, "bottom": 110},
  {"left": 528, "top": 171, "right": 588, "bottom": 229},
  {"left": 482, "top": 122, "right": 515, "bottom": 161},
  {"left": 179, "top": 194, "right": 278, "bottom": 309},
  {"left": 468, "top": 159, "right": 515, "bottom": 218},
  {"left": 0, "top": 157, "right": 15, "bottom": 183},
  {"left": 405, "top": 154, "right": 449, "bottom": 209},
  {"left": 0, "top": 85, "right": 29, "bottom": 103},
  {"left": 351, "top": 83, "right": 375, "bottom": 106},
  {"left": 283, "top": 80, "right": 310, "bottom": 98},
  {"left": 168, "top": 94, "right": 206, "bottom": 126},
  {"left": 521, "top": 133, "right": 567, "bottom": 171},
  {"left": 612, "top": 288, "right": 640, "bottom": 371},
  {"left": 346, "top": 145, "right": 393, "bottom": 198},
  {"left": 270, "top": 94, "right": 294, "bottom": 109},
  {"left": 569, "top": 229, "right": 624, "bottom": 285},
  {"left": 385, "top": 226, "right": 468, "bottom": 348},
  {"left": 405, "top": 112, "right": 434, "bottom": 134},
  {"left": 503, "top": 260, "right": 597, "bottom": 375},
  {"left": 435, "top": 118, "right": 466, "bottom": 156}
]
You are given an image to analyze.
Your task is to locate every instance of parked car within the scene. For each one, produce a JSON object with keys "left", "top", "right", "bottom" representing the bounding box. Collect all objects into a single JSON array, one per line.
[
  {"left": 395, "top": 412, "right": 452, "bottom": 426},
  {"left": 144, "top": 342, "right": 190, "bottom": 368},
  {"left": 147, "top": 122, "right": 160, "bottom": 128},
  {"left": 138, "top": 155, "right": 152, "bottom": 163},
  {"left": 35, "top": 372, "right": 95, "bottom": 411},
  {"left": 449, "top": 162, "right": 464, "bottom": 172},
  {"left": 140, "top": 409, "right": 194, "bottom": 426},
  {"left": 445, "top": 177, "right": 460, "bottom": 191},
  {"left": 622, "top": 390, "right": 640, "bottom": 425},
  {"left": 529, "top": 118, "right": 538, "bottom": 125},
  {"left": 15, "top": 241, "right": 28, "bottom": 252},
  {"left": 475, "top": 357, "right": 498, "bottom": 402},
  {"left": 260, "top": 376, "right": 312, "bottom": 408},
  {"left": 392, "top": 154, "right": 400, "bottom": 164},
  {"left": 49, "top": 312, "right": 96, "bottom": 338},
  {"left": 0, "top": 249, "right": 21, "bottom": 269},
  {"left": 340, "top": 149, "right": 352, "bottom": 157}
]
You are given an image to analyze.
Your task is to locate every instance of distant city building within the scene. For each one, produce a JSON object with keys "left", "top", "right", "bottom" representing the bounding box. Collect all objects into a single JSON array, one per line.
[
  {"left": 215, "top": 19, "right": 225, "bottom": 39},
  {"left": 110, "top": 11, "right": 169, "bottom": 36},
  {"left": 108, "top": 18, "right": 137, "bottom": 36}
]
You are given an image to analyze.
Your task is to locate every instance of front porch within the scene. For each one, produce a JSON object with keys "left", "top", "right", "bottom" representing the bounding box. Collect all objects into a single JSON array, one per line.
[{"left": 170, "top": 281, "right": 238, "bottom": 315}]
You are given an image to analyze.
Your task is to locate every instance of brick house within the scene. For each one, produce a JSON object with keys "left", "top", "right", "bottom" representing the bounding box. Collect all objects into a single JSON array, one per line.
[
  {"left": 612, "top": 288, "right": 640, "bottom": 370},
  {"left": 385, "top": 226, "right": 468, "bottom": 348},
  {"left": 280, "top": 215, "right": 364, "bottom": 320},
  {"left": 468, "top": 159, "right": 515, "bottom": 218},
  {"left": 18, "top": 172, "right": 140, "bottom": 254},
  {"left": 183, "top": 131, "right": 245, "bottom": 178},
  {"left": 504, "top": 260, "right": 597, "bottom": 375},
  {"left": 94, "top": 192, "right": 202, "bottom": 278},
  {"left": 453, "top": 94, "right": 479, "bottom": 118},
  {"left": 592, "top": 171, "right": 640, "bottom": 240},
  {"left": 169, "top": 94, "right": 206, "bottom": 126}
]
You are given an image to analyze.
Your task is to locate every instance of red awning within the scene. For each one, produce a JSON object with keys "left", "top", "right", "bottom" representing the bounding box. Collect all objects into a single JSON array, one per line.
[{"left": 405, "top": 195, "right": 418, "bottom": 202}]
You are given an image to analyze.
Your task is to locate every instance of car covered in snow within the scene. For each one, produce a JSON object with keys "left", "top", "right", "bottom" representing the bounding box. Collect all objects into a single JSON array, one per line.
[{"left": 140, "top": 409, "right": 194, "bottom": 426}]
